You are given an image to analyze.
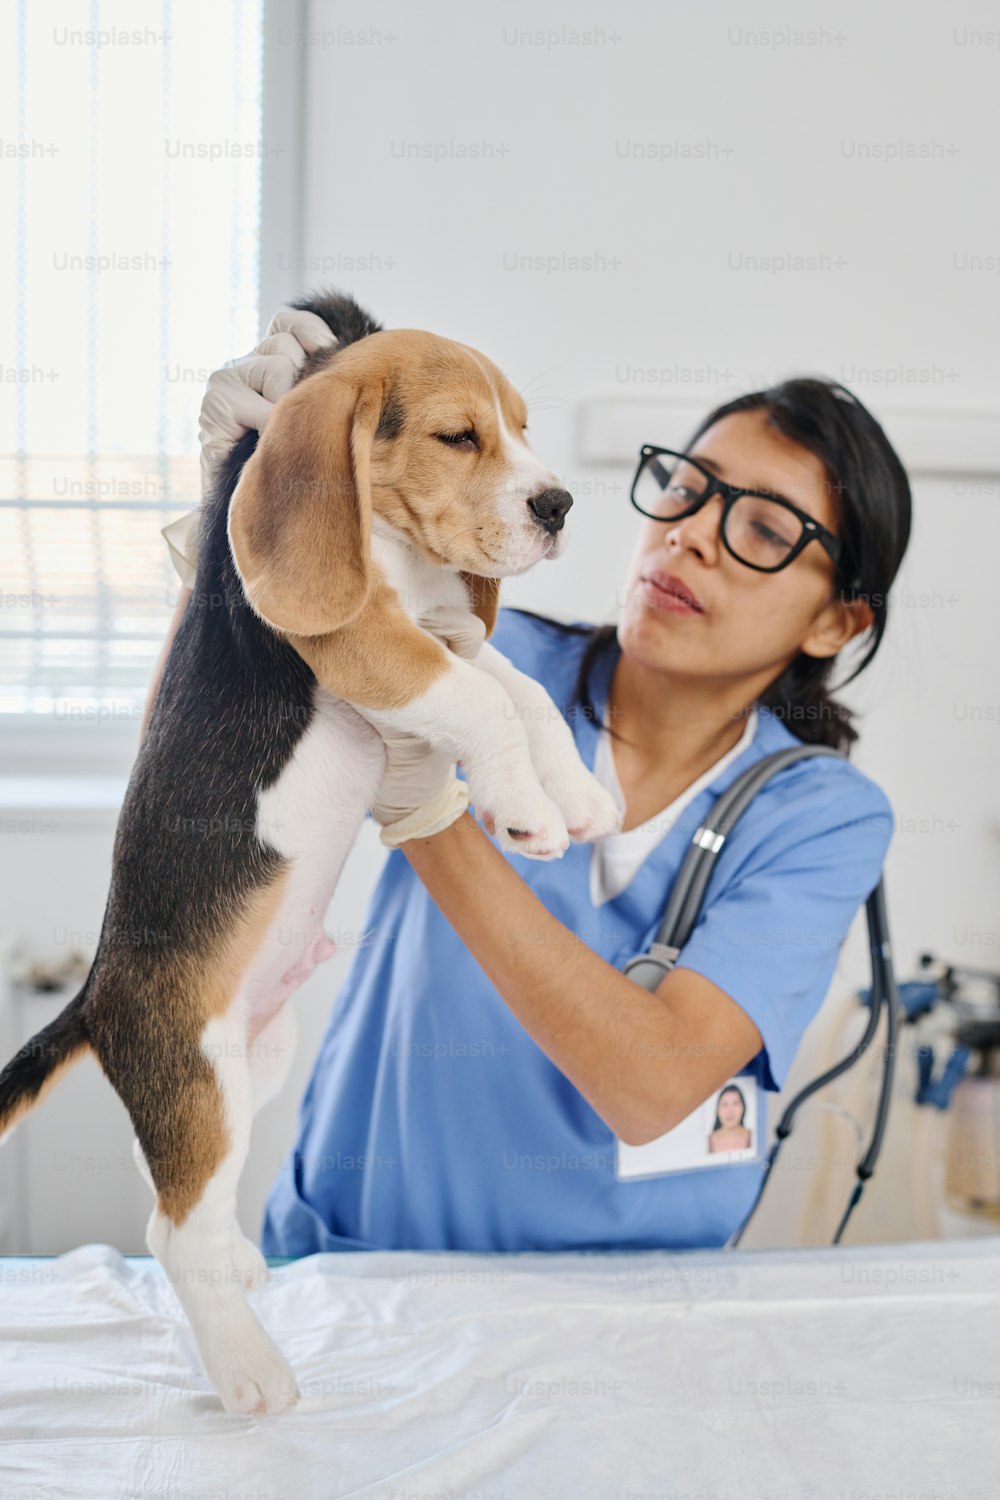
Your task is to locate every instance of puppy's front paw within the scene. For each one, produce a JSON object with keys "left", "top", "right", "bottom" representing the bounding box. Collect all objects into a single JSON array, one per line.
[
  {"left": 554, "top": 771, "right": 624, "bottom": 843},
  {"left": 473, "top": 775, "right": 570, "bottom": 860},
  {"left": 515, "top": 702, "right": 623, "bottom": 843}
]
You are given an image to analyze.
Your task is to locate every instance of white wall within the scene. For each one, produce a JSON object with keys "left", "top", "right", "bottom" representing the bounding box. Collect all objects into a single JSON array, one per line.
[
  {"left": 2, "top": 0, "right": 998, "bottom": 1252},
  {"left": 295, "top": 0, "right": 1000, "bottom": 990}
]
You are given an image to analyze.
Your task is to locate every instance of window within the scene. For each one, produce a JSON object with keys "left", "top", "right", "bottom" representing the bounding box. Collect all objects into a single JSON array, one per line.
[{"left": 0, "top": 0, "right": 264, "bottom": 719}]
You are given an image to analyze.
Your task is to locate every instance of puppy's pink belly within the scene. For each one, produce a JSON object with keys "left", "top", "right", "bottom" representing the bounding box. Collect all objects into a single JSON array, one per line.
[
  {"left": 244, "top": 892, "right": 339, "bottom": 1027},
  {"left": 278, "top": 927, "right": 337, "bottom": 993},
  {"left": 237, "top": 687, "right": 386, "bottom": 1032}
]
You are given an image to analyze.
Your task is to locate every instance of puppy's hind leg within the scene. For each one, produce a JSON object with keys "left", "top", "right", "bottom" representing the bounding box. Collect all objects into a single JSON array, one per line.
[
  {"left": 132, "top": 1135, "right": 154, "bottom": 1192},
  {"left": 228, "top": 1002, "right": 300, "bottom": 1291},
  {"left": 247, "top": 1000, "right": 297, "bottom": 1115},
  {"left": 140, "top": 1011, "right": 299, "bottom": 1416}
]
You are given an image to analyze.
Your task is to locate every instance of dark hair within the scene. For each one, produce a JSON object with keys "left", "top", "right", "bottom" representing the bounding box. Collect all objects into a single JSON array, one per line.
[
  {"left": 712, "top": 1084, "right": 747, "bottom": 1131},
  {"left": 525, "top": 377, "right": 912, "bottom": 753}
]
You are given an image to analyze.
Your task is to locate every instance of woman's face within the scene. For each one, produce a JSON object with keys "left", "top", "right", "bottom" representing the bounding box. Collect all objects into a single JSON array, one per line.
[
  {"left": 618, "top": 408, "right": 866, "bottom": 695},
  {"left": 718, "top": 1089, "right": 743, "bottom": 1128}
]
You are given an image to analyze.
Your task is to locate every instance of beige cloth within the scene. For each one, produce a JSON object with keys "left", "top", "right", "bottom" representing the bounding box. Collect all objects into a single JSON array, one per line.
[{"left": 161, "top": 507, "right": 203, "bottom": 589}]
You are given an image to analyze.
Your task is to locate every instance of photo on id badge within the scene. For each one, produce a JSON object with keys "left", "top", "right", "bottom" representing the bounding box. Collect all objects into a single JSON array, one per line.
[{"left": 616, "top": 1077, "right": 762, "bottom": 1181}]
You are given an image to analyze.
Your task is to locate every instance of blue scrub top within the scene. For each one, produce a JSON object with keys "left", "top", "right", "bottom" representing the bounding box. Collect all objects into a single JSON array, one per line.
[{"left": 261, "top": 609, "right": 893, "bottom": 1257}]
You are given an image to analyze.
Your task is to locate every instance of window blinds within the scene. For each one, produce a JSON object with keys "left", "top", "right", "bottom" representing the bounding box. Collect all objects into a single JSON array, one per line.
[{"left": 0, "top": 0, "right": 263, "bottom": 716}]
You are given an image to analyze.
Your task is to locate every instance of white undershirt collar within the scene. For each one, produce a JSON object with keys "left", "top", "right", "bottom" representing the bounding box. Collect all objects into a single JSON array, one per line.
[{"left": 588, "top": 707, "right": 759, "bottom": 907}]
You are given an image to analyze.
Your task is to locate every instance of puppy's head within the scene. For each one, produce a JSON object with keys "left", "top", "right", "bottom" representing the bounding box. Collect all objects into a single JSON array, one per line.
[{"left": 227, "top": 327, "right": 571, "bottom": 639}]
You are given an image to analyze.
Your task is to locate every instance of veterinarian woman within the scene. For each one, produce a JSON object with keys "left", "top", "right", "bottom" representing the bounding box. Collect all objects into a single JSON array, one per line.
[{"left": 151, "top": 309, "right": 911, "bottom": 1256}]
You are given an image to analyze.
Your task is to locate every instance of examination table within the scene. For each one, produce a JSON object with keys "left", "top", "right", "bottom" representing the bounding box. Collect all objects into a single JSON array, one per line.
[{"left": 0, "top": 1236, "right": 995, "bottom": 1497}]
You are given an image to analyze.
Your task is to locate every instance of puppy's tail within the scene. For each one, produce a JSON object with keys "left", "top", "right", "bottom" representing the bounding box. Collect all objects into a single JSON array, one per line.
[{"left": 0, "top": 986, "right": 91, "bottom": 1144}]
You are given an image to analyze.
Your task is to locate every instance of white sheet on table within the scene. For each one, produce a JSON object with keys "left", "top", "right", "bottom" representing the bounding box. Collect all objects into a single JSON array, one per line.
[{"left": 0, "top": 1237, "right": 996, "bottom": 1499}]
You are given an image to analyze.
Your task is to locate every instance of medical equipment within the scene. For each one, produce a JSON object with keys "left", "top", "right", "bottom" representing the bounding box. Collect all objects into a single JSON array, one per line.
[
  {"left": 621, "top": 744, "right": 900, "bottom": 1247},
  {"left": 907, "top": 957, "right": 1000, "bottom": 1218},
  {"left": 943, "top": 1018, "right": 1000, "bottom": 1216}
]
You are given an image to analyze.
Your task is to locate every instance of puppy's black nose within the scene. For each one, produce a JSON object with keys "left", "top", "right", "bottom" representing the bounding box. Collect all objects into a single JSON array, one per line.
[{"left": 527, "top": 488, "right": 574, "bottom": 534}]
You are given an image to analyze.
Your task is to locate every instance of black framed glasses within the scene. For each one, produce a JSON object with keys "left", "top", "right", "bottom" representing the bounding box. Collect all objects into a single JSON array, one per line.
[{"left": 630, "top": 445, "right": 843, "bottom": 577}]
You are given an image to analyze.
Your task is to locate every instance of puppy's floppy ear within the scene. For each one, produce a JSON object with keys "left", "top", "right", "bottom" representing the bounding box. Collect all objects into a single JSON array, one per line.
[
  {"left": 227, "top": 373, "right": 379, "bottom": 637},
  {"left": 459, "top": 571, "right": 501, "bottom": 640}
]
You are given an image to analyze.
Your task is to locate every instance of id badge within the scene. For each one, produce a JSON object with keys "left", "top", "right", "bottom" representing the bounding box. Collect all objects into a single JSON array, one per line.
[{"left": 616, "top": 1075, "right": 764, "bottom": 1182}]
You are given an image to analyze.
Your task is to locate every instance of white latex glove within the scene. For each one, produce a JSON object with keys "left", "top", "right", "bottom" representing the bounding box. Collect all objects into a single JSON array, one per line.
[
  {"left": 198, "top": 308, "right": 338, "bottom": 498},
  {"left": 371, "top": 733, "right": 469, "bottom": 849},
  {"left": 164, "top": 308, "right": 341, "bottom": 587},
  {"left": 414, "top": 604, "right": 488, "bottom": 664},
  {"left": 368, "top": 605, "right": 488, "bottom": 848}
]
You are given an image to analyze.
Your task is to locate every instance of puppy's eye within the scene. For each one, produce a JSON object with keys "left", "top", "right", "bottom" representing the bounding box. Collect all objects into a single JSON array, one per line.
[{"left": 435, "top": 429, "right": 478, "bottom": 452}]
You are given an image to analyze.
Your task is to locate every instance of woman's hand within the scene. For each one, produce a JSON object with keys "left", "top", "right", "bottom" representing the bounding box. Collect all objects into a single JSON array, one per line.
[
  {"left": 371, "top": 730, "right": 470, "bottom": 848},
  {"left": 151, "top": 309, "right": 338, "bottom": 741},
  {"left": 368, "top": 606, "right": 487, "bottom": 848},
  {"left": 198, "top": 307, "right": 337, "bottom": 497}
]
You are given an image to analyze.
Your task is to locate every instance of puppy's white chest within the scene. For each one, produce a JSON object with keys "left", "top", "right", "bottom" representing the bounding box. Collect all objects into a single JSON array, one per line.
[{"left": 369, "top": 520, "right": 470, "bottom": 622}]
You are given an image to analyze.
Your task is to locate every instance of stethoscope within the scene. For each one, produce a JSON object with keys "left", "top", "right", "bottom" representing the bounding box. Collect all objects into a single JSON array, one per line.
[{"left": 621, "top": 743, "right": 900, "bottom": 1248}]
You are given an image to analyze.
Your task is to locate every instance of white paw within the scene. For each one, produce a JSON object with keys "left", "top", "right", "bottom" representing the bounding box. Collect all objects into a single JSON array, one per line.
[
  {"left": 514, "top": 703, "right": 624, "bottom": 844},
  {"left": 231, "top": 1230, "right": 269, "bottom": 1291},
  {"left": 541, "top": 766, "right": 623, "bottom": 844},
  {"left": 206, "top": 1323, "right": 300, "bottom": 1417},
  {"left": 471, "top": 773, "right": 570, "bottom": 860}
]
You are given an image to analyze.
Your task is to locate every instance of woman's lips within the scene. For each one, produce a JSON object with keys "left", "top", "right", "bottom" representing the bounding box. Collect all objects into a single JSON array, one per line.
[{"left": 638, "top": 570, "right": 705, "bottom": 616}]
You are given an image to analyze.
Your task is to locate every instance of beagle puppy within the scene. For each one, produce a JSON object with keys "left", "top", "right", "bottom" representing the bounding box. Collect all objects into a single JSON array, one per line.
[{"left": 0, "top": 291, "right": 621, "bottom": 1417}]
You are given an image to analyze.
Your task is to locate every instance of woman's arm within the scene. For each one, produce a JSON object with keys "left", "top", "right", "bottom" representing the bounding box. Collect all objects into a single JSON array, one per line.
[
  {"left": 139, "top": 584, "right": 192, "bottom": 742},
  {"left": 401, "top": 811, "right": 763, "bottom": 1145}
]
